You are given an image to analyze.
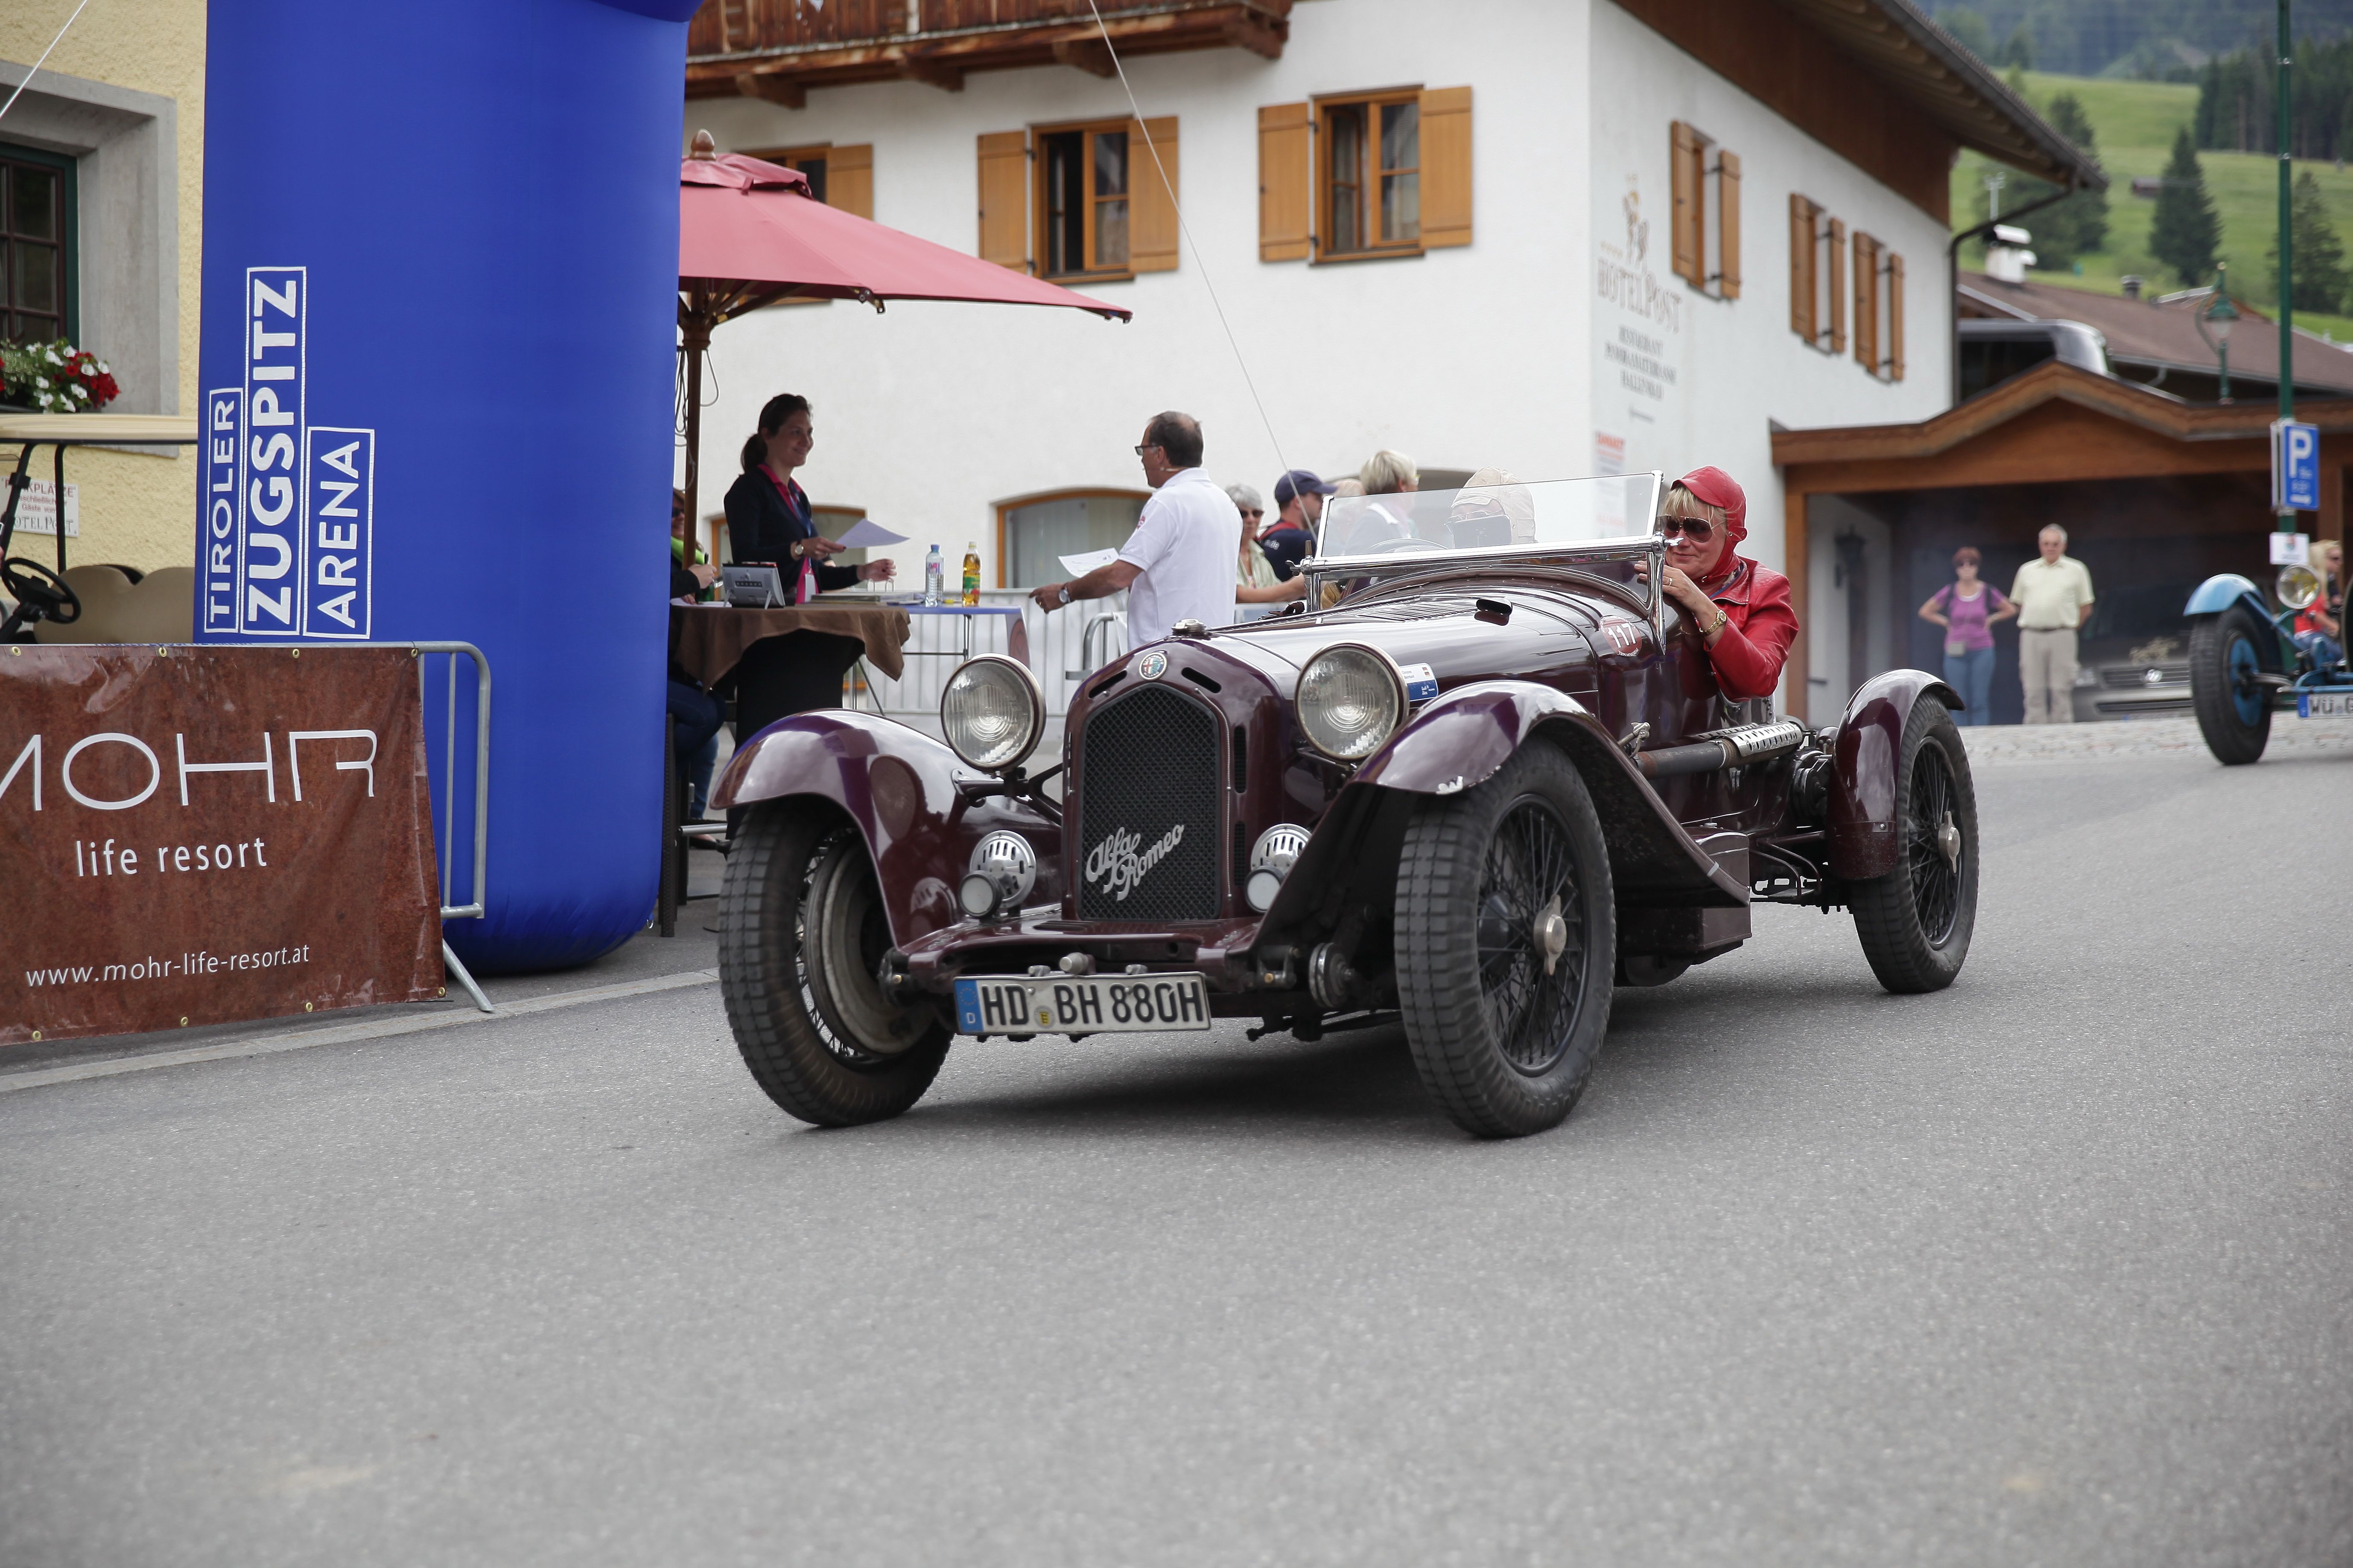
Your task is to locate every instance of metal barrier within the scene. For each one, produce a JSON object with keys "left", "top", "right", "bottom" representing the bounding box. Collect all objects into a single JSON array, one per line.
[
  {"left": 845, "top": 590, "right": 1129, "bottom": 722},
  {"left": 413, "top": 643, "right": 493, "bottom": 1014}
]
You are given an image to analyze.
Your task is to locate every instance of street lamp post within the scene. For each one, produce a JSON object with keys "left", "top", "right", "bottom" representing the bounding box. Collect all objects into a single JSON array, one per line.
[{"left": 2198, "top": 264, "right": 2241, "bottom": 403}]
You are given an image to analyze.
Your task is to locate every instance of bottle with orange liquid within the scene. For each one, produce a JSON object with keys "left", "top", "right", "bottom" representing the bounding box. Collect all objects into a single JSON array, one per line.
[{"left": 961, "top": 541, "right": 980, "bottom": 606}]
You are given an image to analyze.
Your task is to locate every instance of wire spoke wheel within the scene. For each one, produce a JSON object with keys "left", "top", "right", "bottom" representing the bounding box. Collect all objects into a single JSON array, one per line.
[
  {"left": 1396, "top": 740, "right": 1615, "bottom": 1138},
  {"left": 1849, "top": 697, "right": 1978, "bottom": 994},
  {"left": 1474, "top": 799, "right": 1587, "bottom": 1075}
]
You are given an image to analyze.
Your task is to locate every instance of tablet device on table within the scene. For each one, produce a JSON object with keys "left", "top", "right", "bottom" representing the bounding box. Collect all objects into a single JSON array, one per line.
[{"left": 723, "top": 564, "right": 787, "bottom": 608}]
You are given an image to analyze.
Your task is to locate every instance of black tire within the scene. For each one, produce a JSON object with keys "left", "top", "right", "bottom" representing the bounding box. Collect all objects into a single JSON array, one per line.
[
  {"left": 1395, "top": 740, "right": 1616, "bottom": 1138},
  {"left": 2189, "top": 608, "right": 2274, "bottom": 766},
  {"left": 718, "top": 801, "right": 951, "bottom": 1126},
  {"left": 1850, "top": 699, "right": 1978, "bottom": 994}
]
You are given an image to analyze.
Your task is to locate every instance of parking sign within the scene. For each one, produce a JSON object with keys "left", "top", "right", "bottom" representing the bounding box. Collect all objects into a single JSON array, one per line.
[{"left": 2271, "top": 419, "right": 2320, "bottom": 511}]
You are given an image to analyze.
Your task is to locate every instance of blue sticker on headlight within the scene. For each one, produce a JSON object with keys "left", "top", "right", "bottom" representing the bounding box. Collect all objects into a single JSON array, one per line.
[{"left": 1398, "top": 662, "right": 1439, "bottom": 702}]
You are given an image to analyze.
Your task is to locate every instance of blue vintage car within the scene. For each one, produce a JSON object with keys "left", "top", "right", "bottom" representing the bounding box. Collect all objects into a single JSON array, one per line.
[{"left": 2184, "top": 563, "right": 2351, "bottom": 764}]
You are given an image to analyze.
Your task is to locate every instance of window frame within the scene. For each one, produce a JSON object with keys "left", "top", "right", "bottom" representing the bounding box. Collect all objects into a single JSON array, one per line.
[
  {"left": 1032, "top": 118, "right": 1136, "bottom": 283},
  {"left": 1314, "top": 87, "right": 1425, "bottom": 262},
  {"left": 0, "top": 140, "right": 79, "bottom": 345},
  {"left": 994, "top": 485, "right": 1151, "bottom": 588}
]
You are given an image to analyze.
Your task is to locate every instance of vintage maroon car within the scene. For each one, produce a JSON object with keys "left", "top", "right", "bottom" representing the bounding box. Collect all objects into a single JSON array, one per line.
[{"left": 712, "top": 474, "right": 1978, "bottom": 1137}]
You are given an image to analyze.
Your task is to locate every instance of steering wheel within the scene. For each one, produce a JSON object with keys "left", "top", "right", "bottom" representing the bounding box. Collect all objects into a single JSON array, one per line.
[{"left": 1, "top": 555, "right": 81, "bottom": 636}]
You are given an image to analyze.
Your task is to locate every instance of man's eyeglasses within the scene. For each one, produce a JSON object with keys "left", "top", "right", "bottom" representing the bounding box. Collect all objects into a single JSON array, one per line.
[
  {"left": 1134, "top": 443, "right": 1163, "bottom": 456},
  {"left": 1656, "top": 516, "right": 1716, "bottom": 544}
]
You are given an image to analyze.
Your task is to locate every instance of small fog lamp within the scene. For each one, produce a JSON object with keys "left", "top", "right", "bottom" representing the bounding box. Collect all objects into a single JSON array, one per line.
[
  {"left": 1296, "top": 644, "right": 1405, "bottom": 761},
  {"left": 942, "top": 655, "right": 1045, "bottom": 772},
  {"left": 959, "top": 830, "right": 1038, "bottom": 920},
  {"left": 1244, "top": 823, "right": 1312, "bottom": 913}
]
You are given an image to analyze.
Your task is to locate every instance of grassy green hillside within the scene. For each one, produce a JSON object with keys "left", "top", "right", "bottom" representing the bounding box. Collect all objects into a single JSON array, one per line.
[{"left": 1952, "top": 70, "right": 2353, "bottom": 343}]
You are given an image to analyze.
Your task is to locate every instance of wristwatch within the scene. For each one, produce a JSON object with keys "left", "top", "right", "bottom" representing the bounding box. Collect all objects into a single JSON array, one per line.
[
  {"left": 789, "top": 540, "right": 803, "bottom": 560},
  {"left": 1057, "top": 585, "right": 1072, "bottom": 605},
  {"left": 1705, "top": 608, "right": 1730, "bottom": 638}
]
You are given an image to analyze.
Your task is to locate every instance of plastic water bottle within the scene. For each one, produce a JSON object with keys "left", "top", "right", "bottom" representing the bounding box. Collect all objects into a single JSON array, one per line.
[
  {"left": 923, "top": 544, "right": 943, "bottom": 606},
  {"left": 962, "top": 541, "right": 981, "bottom": 606}
]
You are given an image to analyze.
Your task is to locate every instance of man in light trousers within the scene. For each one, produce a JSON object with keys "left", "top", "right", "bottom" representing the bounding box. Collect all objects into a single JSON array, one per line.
[{"left": 2010, "top": 524, "right": 2096, "bottom": 725}]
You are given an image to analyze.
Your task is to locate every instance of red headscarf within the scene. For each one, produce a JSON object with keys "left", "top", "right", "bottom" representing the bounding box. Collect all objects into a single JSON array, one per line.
[{"left": 1673, "top": 466, "right": 1747, "bottom": 548}]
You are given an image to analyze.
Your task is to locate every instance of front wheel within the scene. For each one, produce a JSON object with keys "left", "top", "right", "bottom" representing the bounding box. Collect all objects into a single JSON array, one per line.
[
  {"left": 1395, "top": 740, "right": 1616, "bottom": 1138},
  {"left": 2189, "top": 608, "right": 2274, "bottom": 765},
  {"left": 718, "top": 803, "right": 951, "bottom": 1126},
  {"left": 1850, "top": 698, "right": 1978, "bottom": 994}
]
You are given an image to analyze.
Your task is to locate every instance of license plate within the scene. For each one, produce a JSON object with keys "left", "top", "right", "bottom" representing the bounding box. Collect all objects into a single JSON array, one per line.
[
  {"left": 2297, "top": 691, "right": 2349, "bottom": 718},
  {"left": 953, "top": 973, "right": 1211, "bottom": 1036}
]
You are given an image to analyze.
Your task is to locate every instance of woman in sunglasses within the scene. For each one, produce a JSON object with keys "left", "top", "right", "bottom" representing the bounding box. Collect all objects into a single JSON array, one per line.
[{"left": 1646, "top": 467, "right": 1798, "bottom": 702}]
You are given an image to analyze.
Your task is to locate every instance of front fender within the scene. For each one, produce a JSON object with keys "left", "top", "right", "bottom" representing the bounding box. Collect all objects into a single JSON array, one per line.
[
  {"left": 711, "top": 711, "right": 1061, "bottom": 948},
  {"left": 2185, "top": 574, "right": 2289, "bottom": 671},
  {"left": 1258, "top": 681, "right": 1744, "bottom": 939},
  {"left": 1828, "top": 670, "right": 1963, "bottom": 881}
]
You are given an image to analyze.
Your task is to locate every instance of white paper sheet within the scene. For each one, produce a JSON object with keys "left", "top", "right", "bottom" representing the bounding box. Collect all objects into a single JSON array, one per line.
[
  {"left": 836, "top": 517, "right": 908, "bottom": 548},
  {"left": 1059, "top": 548, "right": 1120, "bottom": 577}
]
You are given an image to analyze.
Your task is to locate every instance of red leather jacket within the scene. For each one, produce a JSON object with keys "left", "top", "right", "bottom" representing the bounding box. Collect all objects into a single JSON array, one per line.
[{"left": 1694, "top": 554, "right": 1798, "bottom": 701}]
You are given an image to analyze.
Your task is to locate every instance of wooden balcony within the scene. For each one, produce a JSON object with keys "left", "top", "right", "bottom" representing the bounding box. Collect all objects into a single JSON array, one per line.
[{"left": 685, "top": 0, "right": 1292, "bottom": 105}]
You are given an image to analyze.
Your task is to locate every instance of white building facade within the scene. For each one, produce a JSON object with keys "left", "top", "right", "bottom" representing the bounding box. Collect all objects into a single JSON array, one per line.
[{"left": 681, "top": 0, "right": 2080, "bottom": 714}]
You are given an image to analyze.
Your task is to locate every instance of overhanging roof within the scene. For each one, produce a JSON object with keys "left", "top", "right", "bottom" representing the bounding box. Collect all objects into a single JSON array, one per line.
[{"left": 1775, "top": 0, "right": 2105, "bottom": 189}]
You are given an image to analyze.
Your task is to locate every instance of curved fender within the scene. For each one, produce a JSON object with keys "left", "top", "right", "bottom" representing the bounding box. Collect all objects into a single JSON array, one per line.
[
  {"left": 1260, "top": 682, "right": 1744, "bottom": 935},
  {"left": 711, "top": 711, "right": 1061, "bottom": 948},
  {"left": 1828, "top": 669, "right": 1963, "bottom": 881},
  {"left": 2185, "top": 574, "right": 2288, "bottom": 671}
]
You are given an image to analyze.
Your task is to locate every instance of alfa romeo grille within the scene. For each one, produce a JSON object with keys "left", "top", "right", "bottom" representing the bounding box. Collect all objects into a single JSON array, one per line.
[{"left": 1076, "top": 685, "right": 1222, "bottom": 921}]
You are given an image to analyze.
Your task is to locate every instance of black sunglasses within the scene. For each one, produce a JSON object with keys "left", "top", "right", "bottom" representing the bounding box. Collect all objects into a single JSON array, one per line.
[{"left": 1657, "top": 516, "right": 1717, "bottom": 544}]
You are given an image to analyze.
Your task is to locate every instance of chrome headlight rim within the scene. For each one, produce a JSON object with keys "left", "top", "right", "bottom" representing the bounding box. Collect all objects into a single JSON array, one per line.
[
  {"left": 1295, "top": 642, "right": 1407, "bottom": 762},
  {"left": 940, "top": 653, "right": 1046, "bottom": 773}
]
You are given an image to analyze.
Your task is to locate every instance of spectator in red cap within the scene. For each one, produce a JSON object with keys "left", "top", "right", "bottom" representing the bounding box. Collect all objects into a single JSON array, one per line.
[{"left": 1645, "top": 466, "right": 1797, "bottom": 702}]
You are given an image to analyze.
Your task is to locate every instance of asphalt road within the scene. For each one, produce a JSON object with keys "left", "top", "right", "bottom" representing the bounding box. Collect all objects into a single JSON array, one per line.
[{"left": 5, "top": 742, "right": 2350, "bottom": 1566}]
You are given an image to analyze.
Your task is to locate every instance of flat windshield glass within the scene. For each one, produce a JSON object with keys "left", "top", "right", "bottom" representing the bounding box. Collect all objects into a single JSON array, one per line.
[{"left": 1314, "top": 473, "right": 1661, "bottom": 565}]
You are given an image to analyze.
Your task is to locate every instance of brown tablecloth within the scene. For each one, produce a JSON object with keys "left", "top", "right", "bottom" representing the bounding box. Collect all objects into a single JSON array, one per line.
[{"left": 670, "top": 603, "right": 912, "bottom": 687}]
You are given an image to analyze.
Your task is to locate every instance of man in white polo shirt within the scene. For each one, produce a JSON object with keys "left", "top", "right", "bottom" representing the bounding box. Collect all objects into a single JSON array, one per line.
[
  {"left": 1028, "top": 411, "right": 1240, "bottom": 647},
  {"left": 2010, "top": 523, "right": 2096, "bottom": 725}
]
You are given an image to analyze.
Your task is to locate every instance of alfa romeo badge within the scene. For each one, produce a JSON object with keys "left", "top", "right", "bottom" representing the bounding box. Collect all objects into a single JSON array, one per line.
[{"left": 1139, "top": 650, "right": 1168, "bottom": 679}]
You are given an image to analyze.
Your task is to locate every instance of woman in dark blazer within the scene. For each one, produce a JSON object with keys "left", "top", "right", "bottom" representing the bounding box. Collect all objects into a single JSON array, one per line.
[
  {"left": 722, "top": 392, "right": 894, "bottom": 598},
  {"left": 718, "top": 394, "right": 895, "bottom": 737}
]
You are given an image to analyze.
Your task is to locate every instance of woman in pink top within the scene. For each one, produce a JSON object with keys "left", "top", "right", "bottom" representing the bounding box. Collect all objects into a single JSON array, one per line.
[{"left": 1918, "top": 546, "right": 2018, "bottom": 726}]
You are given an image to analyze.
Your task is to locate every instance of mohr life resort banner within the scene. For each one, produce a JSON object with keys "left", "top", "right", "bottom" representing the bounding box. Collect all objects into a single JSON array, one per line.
[{"left": 2, "top": 646, "right": 442, "bottom": 1044}]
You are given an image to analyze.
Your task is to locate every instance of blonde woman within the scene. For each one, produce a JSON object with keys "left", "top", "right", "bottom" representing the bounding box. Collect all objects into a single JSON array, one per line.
[
  {"left": 1342, "top": 450, "right": 1419, "bottom": 554},
  {"left": 2296, "top": 536, "right": 2344, "bottom": 669}
]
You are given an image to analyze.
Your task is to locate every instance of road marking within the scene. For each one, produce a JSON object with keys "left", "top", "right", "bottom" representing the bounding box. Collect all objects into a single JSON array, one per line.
[{"left": 0, "top": 969, "right": 721, "bottom": 1095}]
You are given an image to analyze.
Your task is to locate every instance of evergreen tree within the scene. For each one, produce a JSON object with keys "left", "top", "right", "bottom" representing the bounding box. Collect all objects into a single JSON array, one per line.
[
  {"left": 1939, "top": 7, "right": 1993, "bottom": 63},
  {"left": 1996, "top": 23, "right": 2035, "bottom": 70},
  {"left": 2150, "top": 127, "right": 2222, "bottom": 285},
  {"left": 2268, "top": 169, "right": 2351, "bottom": 313}
]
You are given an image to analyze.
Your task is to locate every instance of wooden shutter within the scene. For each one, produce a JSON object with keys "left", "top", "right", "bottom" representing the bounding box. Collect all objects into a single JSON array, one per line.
[
  {"left": 829, "top": 143, "right": 873, "bottom": 219},
  {"left": 1716, "top": 149, "right": 1741, "bottom": 298},
  {"left": 1887, "top": 253, "right": 1906, "bottom": 381},
  {"left": 1420, "top": 86, "right": 1474, "bottom": 248},
  {"left": 1852, "top": 233, "right": 1878, "bottom": 372},
  {"left": 1129, "top": 116, "right": 1179, "bottom": 273},
  {"left": 977, "top": 130, "right": 1030, "bottom": 272},
  {"left": 1258, "top": 102, "right": 1312, "bottom": 261},
  {"left": 1789, "top": 195, "right": 1816, "bottom": 340},
  {"left": 1670, "top": 121, "right": 1702, "bottom": 286},
  {"left": 1826, "top": 216, "right": 1847, "bottom": 355}
]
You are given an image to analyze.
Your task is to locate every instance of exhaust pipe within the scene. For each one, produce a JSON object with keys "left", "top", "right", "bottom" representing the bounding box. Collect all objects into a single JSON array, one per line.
[{"left": 1634, "top": 719, "right": 1807, "bottom": 780}]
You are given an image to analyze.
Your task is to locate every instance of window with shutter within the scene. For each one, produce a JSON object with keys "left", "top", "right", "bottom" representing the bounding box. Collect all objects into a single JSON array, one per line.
[
  {"left": 1420, "top": 86, "right": 1472, "bottom": 248},
  {"left": 1714, "top": 150, "right": 1740, "bottom": 298},
  {"left": 977, "top": 130, "right": 1030, "bottom": 272},
  {"left": 1670, "top": 121, "right": 1703, "bottom": 287},
  {"left": 1852, "top": 232, "right": 1879, "bottom": 373},
  {"left": 1886, "top": 254, "right": 1905, "bottom": 380},
  {"left": 1825, "top": 217, "right": 1846, "bottom": 356},
  {"left": 1128, "top": 117, "right": 1179, "bottom": 273},
  {"left": 1033, "top": 118, "right": 1147, "bottom": 280},
  {"left": 1258, "top": 102, "right": 1312, "bottom": 262},
  {"left": 829, "top": 143, "right": 873, "bottom": 219},
  {"left": 1315, "top": 88, "right": 1425, "bottom": 259},
  {"left": 1789, "top": 194, "right": 1818, "bottom": 340}
]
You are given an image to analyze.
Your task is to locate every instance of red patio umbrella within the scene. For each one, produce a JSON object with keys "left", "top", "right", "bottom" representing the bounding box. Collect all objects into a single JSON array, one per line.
[{"left": 677, "top": 131, "right": 1130, "bottom": 561}]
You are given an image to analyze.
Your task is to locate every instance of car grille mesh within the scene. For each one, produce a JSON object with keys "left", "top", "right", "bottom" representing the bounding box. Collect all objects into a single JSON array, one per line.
[
  {"left": 1076, "top": 685, "right": 1223, "bottom": 921},
  {"left": 2100, "top": 662, "right": 2190, "bottom": 689}
]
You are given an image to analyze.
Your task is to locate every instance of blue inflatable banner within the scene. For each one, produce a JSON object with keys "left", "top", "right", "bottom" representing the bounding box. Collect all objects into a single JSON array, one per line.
[{"left": 196, "top": 0, "right": 701, "bottom": 971}]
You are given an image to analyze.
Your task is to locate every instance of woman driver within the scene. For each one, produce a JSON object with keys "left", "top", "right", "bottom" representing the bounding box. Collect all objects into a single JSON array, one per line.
[{"left": 1649, "top": 467, "right": 1797, "bottom": 701}]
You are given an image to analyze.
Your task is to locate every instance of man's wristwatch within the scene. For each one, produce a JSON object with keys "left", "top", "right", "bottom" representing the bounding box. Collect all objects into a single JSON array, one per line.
[{"left": 1057, "top": 584, "right": 1072, "bottom": 605}]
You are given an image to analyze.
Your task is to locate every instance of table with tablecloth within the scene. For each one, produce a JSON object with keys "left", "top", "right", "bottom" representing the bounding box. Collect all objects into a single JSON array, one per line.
[{"left": 671, "top": 602, "right": 912, "bottom": 738}]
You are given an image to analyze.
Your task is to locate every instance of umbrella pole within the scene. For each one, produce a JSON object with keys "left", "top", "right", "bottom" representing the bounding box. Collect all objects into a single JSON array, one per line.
[{"left": 681, "top": 296, "right": 712, "bottom": 568}]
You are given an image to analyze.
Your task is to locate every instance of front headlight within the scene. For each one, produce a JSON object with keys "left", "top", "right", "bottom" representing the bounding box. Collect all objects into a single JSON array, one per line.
[
  {"left": 1296, "top": 644, "right": 1405, "bottom": 761},
  {"left": 941, "top": 655, "right": 1045, "bottom": 772}
]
